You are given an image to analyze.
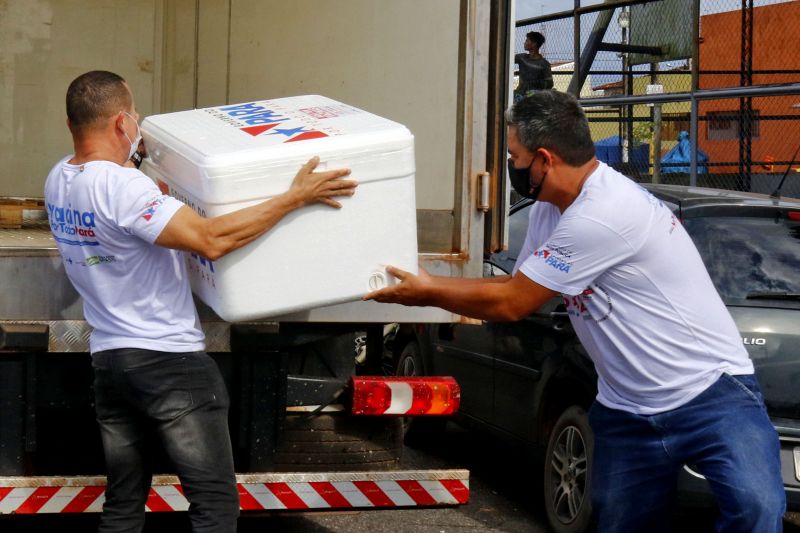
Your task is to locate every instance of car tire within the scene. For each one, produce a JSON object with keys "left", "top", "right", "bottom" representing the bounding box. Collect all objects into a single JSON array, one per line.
[
  {"left": 395, "top": 340, "right": 447, "bottom": 442},
  {"left": 543, "top": 405, "right": 594, "bottom": 533},
  {"left": 396, "top": 338, "right": 424, "bottom": 378},
  {"left": 272, "top": 413, "right": 403, "bottom": 472}
]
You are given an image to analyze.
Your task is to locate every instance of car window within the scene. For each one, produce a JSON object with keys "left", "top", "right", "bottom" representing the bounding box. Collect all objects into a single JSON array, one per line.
[
  {"left": 486, "top": 201, "right": 533, "bottom": 276},
  {"left": 682, "top": 215, "right": 800, "bottom": 301},
  {"left": 507, "top": 202, "right": 533, "bottom": 261}
]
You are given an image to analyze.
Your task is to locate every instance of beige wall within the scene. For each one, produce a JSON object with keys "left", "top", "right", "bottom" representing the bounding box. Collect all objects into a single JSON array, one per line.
[
  {"left": 0, "top": 0, "right": 460, "bottom": 210},
  {"left": 0, "top": 0, "right": 159, "bottom": 197}
]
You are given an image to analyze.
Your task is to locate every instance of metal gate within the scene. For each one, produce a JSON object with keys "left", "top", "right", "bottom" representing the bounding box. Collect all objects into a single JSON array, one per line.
[{"left": 515, "top": 0, "right": 800, "bottom": 198}]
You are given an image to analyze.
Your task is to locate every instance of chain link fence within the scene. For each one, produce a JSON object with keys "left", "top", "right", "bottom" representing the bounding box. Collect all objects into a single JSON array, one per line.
[{"left": 515, "top": 0, "right": 800, "bottom": 198}]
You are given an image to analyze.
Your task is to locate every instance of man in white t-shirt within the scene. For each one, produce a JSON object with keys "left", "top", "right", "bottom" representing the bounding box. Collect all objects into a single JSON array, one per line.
[
  {"left": 365, "top": 90, "right": 784, "bottom": 531},
  {"left": 45, "top": 71, "right": 357, "bottom": 533}
]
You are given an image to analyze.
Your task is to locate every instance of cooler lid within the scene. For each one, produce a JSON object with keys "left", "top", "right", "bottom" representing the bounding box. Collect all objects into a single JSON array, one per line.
[{"left": 141, "top": 95, "right": 412, "bottom": 168}]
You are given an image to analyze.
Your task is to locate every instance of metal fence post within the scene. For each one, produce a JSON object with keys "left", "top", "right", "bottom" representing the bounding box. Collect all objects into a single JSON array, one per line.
[
  {"left": 517, "top": 0, "right": 800, "bottom": 196},
  {"left": 690, "top": 95, "right": 698, "bottom": 186},
  {"left": 690, "top": 0, "right": 700, "bottom": 187},
  {"left": 653, "top": 103, "right": 662, "bottom": 184}
]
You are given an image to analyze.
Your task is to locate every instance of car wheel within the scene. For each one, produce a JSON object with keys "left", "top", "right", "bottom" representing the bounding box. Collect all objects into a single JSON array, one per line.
[
  {"left": 543, "top": 405, "right": 593, "bottom": 533},
  {"left": 395, "top": 339, "right": 423, "bottom": 378},
  {"left": 395, "top": 340, "right": 447, "bottom": 441}
]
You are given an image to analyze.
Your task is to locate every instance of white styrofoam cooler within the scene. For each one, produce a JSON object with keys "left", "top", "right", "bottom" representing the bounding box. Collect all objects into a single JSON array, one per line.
[{"left": 140, "top": 95, "right": 417, "bottom": 322}]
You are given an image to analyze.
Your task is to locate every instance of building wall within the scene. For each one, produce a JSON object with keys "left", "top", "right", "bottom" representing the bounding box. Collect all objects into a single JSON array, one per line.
[{"left": 699, "top": 2, "right": 800, "bottom": 173}]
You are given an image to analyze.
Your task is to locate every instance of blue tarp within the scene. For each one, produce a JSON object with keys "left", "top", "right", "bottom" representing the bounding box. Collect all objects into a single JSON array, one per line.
[
  {"left": 594, "top": 136, "right": 649, "bottom": 168},
  {"left": 660, "top": 131, "right": 708, "bottom": 174}
]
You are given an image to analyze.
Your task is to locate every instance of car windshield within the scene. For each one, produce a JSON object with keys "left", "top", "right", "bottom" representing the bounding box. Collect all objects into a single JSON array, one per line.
[{"left": 682, "top": 215, "right": 800, "bottom": 301}]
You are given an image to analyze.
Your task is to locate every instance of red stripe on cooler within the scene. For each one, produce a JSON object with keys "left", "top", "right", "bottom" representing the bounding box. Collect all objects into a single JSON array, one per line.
[
  {"left": 16, "top": 487, "right": 60, "bottom": 514},
  {"left": 285, "top": 131, "right": 328, "bottom": 143},
  {"left": 352, "top": 481, "right": 394, "bottom": 507},
  {"left": 0, "top": 487, "right": 12, "bottom": 503},
  {"left": 241, "top": 124, "right": 278, "bottom": 136},
  {"left": 62, "top": 486, "right": 105, "bottom": 513}
]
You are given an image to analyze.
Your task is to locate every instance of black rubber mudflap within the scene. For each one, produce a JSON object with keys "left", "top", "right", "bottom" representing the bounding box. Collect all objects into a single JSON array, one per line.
[{"left": 272, "top": 414, "right": 403, "bottom": 472}]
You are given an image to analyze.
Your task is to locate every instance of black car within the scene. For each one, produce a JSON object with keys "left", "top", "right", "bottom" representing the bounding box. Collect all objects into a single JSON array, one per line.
[{"left": 388, "top": 185, "right": 800, "bottom": 533}]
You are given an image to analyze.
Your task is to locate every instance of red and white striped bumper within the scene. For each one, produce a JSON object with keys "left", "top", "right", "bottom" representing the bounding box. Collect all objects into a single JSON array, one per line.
[{"left": 0, "top": 470, "right": 469, "bottom": 514}]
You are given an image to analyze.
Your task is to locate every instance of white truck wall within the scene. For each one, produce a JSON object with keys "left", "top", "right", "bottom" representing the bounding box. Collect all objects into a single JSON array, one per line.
[{"left": 224, "top": 1, "right": 460, "bottom": 212}]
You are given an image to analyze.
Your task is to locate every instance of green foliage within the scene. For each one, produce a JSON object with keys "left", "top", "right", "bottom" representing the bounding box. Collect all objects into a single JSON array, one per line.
[{"left": 633, "top": 122, "right": 654, "bottom": 146}]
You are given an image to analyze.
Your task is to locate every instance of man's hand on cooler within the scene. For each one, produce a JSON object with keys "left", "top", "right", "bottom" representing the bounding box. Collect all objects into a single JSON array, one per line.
[
  {"left": 289, "top": 156, "right": 356, "bottom": 208},
  {"left": 363, "top": 266, "right": 432, "bottom": 306}
]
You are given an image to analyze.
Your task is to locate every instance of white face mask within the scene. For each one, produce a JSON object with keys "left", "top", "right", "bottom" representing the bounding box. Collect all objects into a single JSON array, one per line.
[{"left": 123, "top": 112, "right": 142, "bottom": 160}]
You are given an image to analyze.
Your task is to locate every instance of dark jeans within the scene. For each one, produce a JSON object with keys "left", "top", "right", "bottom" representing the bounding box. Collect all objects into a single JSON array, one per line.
[
  {"left": 92, "top": 349, "right": 239, "bottom": 533},
  {"left": 589, "top": 373, "right": 785, "bottom": 532}
]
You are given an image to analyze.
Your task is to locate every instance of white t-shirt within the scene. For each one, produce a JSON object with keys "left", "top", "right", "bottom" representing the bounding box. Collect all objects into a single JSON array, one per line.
[
  {"left": 513, "top": 202, "right": 562, "bottom": 272},
  {"left": 44, "top": 156, "right": 205, "bottom": 354},
  {"left": 516, "top": 162, "right": 753, "bottom": 415}
]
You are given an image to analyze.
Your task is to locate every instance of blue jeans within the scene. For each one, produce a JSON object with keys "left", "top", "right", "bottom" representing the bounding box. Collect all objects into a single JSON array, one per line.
[
  {"left": 589, "top": 373, "right": 785, "bottom": 532},
  {"left": 92, "top": 349, "right": 239, "bottom": 533}
]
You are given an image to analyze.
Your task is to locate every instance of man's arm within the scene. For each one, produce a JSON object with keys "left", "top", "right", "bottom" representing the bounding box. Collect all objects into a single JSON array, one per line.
[
  {"left": 155, "top": 156, "right": 355, "bottom": 260},
  {"left": 363, "top": 266, "right": 556, "bottom": 322}
]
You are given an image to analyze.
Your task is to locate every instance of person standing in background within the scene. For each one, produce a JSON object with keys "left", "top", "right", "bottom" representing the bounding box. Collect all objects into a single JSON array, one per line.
[{"left": 514, "top": 31, "right": 554, "bottom": 102}]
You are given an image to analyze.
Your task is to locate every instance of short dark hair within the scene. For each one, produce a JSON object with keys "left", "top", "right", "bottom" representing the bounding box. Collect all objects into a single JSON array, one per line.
[
  {"left": 505, "top": 90, "right": 595, "bottom": 167},
  {"left": 66, "top": 71, "right": 131, "bottom": 132},
  {"left": 526, "top": 31, "right": 545, "bottom": 47}
]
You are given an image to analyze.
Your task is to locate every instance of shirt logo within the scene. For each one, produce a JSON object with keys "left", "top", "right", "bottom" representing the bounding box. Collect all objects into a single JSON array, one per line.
[
  {"left": 142, "top": 197, "right": 167, "bottom": 221},
  {"left": 533, "top": 245, "right": 573, "bottom": 273},
  {"left": 669, "top": 214, "right": 678, "bottom": 234},
  {"left": 81, "top": 255, "right": 116, "bottom": 267},
  {"left": 565, "top": 285, "right": 613, "bottom": 322},
  {"left": 47, "top": 202, "right": 99, "bottom": 246}
]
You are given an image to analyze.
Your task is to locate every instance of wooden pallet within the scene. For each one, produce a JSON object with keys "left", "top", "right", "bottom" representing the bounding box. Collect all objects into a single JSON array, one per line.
[{"left": 0, "top": 198, "right": 45, "bottom": 229}]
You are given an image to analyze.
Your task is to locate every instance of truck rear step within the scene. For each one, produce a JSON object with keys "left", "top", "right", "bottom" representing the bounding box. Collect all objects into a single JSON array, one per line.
[{"left": 0, "top": 470, "right": 469, "bottom": 514}]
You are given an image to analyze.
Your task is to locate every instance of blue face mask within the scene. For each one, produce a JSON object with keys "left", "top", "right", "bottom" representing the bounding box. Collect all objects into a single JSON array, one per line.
[
  {"left": 507, "top": 156, "right": 546, "bottom": 201},
  {"left": 123, "top": 112, "right": 142, "bottom": 160}
]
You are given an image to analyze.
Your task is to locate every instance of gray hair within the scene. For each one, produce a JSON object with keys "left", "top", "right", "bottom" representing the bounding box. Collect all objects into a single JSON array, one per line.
[{"left": 505, "top": 90, "right": 595, "bottom": 166}]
